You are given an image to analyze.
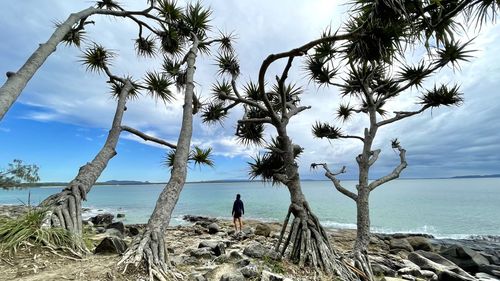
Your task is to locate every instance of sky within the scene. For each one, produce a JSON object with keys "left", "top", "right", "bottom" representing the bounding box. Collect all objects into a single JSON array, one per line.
[{"left": 1, "top": 1, "right": 499, "bottom": 183}]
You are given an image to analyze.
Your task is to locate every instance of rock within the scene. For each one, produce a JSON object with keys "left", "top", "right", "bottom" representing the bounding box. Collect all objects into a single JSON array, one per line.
[
  {"left": 243, "top": 242, "right": 271, "bottom": 259},
  {"left": 261, "top": 270, "right": 292, "bottom": 281},
  {"left": 475, "top": 272, "right": 499, "bottom": 280},
  {"left": 235, "top": 258, "right": 250, "bottom": 267},
  {"left": 220, "top": 272, "right": 245, "bottom": 281},
  {"left": 255, "top": 223, "right": 272, "bottom": 237},
  {"left": 372, "top": 262, "right": 397, "bottom": 277},
  {"left": 184, "top": 215, "right": 217, "bottom": 228},
  {"left": 95, "top": 226, "right": 106, "bottom": 234},
  {"left": 181, "top": 255, "right": 201, "bottom": 265},
  {"left": 408, "top": 250, "right": 475, "bottom": 281},
  {"left": 479, "top": 264, "right": 500, "bottom": 278},
  {"left": 407, "top": 236, "right": 434, "bottom": 252},
  {"left": 190, "top": 248, "right": 214, "bottom": 259},
  {"left": 213, "top": 254, "right": 230, "bottom": 264},
  {"left": 94, "top": 237, "right": 127, "bottom": 254},
  {"left": 440, "top": 245, "right": 490, "bottom": 273},
  {"left": 229, "top": 250, "right": 244, "bottom": 261},
  {"left": 390, "top": 238, "right": 414, "bottom": 252},
  {"left": 105, "top": 228, "right": 124, "bottom": 238},
  {"left": 127, "top": 226, "right": 140, "bottom": 236},
  {"left": 188, "top": 273, "right": 207, "bottom": 281},
  {"left": 90, "top": 213, "right": 114, "bottom": 225},
  {"left": 239, "top": 264, "right": 259, "bottom": 278},
  {"left": 116, "top": 213, "right": 125, "bottom": 218},
  {"left": 208, "top": 223, "right": 220, "bottom": 234},
  {"left": 106, "top": 222, "right": 125, "bottom": 234},
  {"left": 382, "top": 278, "right": 407, "bottom": 281},
  {"left": 198, "top": 241, "right": 226, "bottom": 256},
  {"left": 83, "top": 220, "right": 93, "bottom": 226}
]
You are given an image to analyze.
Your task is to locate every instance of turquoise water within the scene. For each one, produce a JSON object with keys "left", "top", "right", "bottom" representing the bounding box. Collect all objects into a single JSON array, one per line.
[{"left": 0, "top": 178, "right": 499, "bottom": 238}]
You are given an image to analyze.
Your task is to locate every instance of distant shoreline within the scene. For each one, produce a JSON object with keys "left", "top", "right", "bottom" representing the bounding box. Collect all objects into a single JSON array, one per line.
[{"left": 20, "top": 174, "right": 500, "bottom": 188}]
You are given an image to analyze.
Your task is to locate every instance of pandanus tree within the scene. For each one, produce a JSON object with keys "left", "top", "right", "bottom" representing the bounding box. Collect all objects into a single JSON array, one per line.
[
  {"left": 39, "top": 42, "right": 177, "bottom": 237},
  {"left": 116, "top": 2, "right": 233, "bottom": 280},
  {"left": 0, "top": 159, "right": 40, "bottom": 189},
  {"left": 201, "top": 37, "right": 358, "bottom": 281},
  {"left": 307, "top": 0, "right": 498, "bottom": 279}
]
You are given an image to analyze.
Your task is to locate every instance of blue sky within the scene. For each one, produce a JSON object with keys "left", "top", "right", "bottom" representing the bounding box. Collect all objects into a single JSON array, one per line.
[{"left": 1, "top": 1, "right": 500, "bottom": 183}]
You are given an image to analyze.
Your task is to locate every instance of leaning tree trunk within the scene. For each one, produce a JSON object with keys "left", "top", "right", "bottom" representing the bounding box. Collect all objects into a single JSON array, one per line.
[
  {"left": 274, "top": 134, "right": 358, "bottom": 280},
  {"left": 39, "top": 81, "right": 132, "bottom": 236},
  {"left": 0, "top": 6, "right": 150, "bottom": 121},
  {"left": 352, "top": 187, "right": 374, "bottom": 281},
  {"left": 118, "top": 39, "right": 199, "bottom": 281}
]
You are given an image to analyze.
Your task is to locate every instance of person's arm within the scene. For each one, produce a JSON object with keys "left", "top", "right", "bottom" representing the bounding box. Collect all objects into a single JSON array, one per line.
[
  {"left": 242, "top": 201, "right": 244, "bottom": 215},
  {"left": 232, "top": 201, "right": 236, "bottom": 215}
]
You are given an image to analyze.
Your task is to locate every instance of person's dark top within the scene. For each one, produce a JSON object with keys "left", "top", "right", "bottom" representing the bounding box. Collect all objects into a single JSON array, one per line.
[{"left": 232, "top": 199, "right": 244, "bottom": 217}]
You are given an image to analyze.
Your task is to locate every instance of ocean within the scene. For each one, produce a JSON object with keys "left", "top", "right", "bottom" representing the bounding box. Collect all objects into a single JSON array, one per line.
[{"left": 0, "top": 178, "right": 498, "bottom": 238}]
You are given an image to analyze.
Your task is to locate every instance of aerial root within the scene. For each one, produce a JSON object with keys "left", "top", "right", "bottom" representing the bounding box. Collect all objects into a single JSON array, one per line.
[{"left": 118, "top": 230, "right": 184, "bottom": 281}]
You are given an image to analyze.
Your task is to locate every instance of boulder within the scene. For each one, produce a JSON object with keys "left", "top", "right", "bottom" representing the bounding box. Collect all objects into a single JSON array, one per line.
[
  {"left": 372, "top": 263, "right": 397, "bottom": 277},
  {"left": 261, "top": 270, "right": 292, "bottom": 281},
  {"left": 198, "top": 241, "right": 226, "bottom": 256},
  {"left": 105, "top": 228, "right": 124, "bottom": 238},
  {"left": 382, "top": 278, "right": 407, "bottom": 281},
  {"left": 219, "top": 272, "right": 245, "bottom": 281},
  {"left": 106, "top": 222, "right": 125, "bottom": 234},
  {"left": 239, "top": 264, "right": 259, "bottom": 278},
  {"left": 188, "top": 273, "right": 207, "bottom": 281},
  {"left": 94, "top": 236, "right": 127, "bottom": 254},
  {"left": 407, "top": 236, "right": 434, "bottom": 252},
  {"left": 390, "top": 238, "right": 414, "bottom": 252},
  {"left": 408, "top": 250, "right": 475, "bottom": 281},
  {"left": 255, "top": 223, "right": 272, "bottom": 237},
  {"left": 440, "top": 245, "right": 490, "bottom": 273},
  {"left": 208, "top": 223, "right": 220, "bottom": 234},
  {"left": 478, "top": 264, "right": 500, "bottom": 278},
  {"left": 243, "top": 242, "right": 267, "bottom": 258},
  {"left": 127, "top": 226, "right": 140, "bottom": 236},
  {"left": 95, "top": 226, "right": 106, "bottom": 234},
  {"left": 90, "top": 213, "right": 114, "bottom": 225},
  {"left": 475, "top": 272, "right": 499, "bottom": 280},
  {"left": 116, "top": 213, "right": 125, "bottom": 218},
  {"left": 190, "top": 247, "right": 214, "bottom": 259}
]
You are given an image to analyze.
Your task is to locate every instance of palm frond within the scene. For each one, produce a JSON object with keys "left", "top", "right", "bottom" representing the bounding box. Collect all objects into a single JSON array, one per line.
[
  {"left": 312, "top": 122, "right": 343, "bottom": 140},
  {"left": 215, "top": 51, "right": 240, "bottom": 77},
  {"left": 336, "top": 103, "right": 355, "bottom": 122},
  {"left": 304, "top": 55, "right": 338, "bottom": 86},
  {"left": 96, "top": 0, "right": 122, "bottom": 10},
  {"left": 211, "top": 80, "right": 233, "bottom": 101},
  {"left": 243, "top": 81, "right": 260, "bottom": 101},
  {"left": 159, "top": 28, "right": 185, "bottom": 56},
  {"left": 80, "top": 43, "right": 115, "bottom": 73},
  {"left": 217, "top": 31, "right": 236, "bottom": 53},
  {"left": 143, "top": 71, "right": 175, "bottom": 102},
  {"left": 419, "top": 84, "right": 463, "bottom": 107},
  {"left": 56, "top": 21, "right": 86, "bottom": 47},
  {"left": 248, "top": 152, "right": 282, "bottom": 185},
  {"left": 189, "top": 146, "right": 214, "bottom": 167},
  {"left": 135, "top": 36, "right": 156, "bottom": 57},
  {"left": 162, "top": 57, "right": 182, "bottom": 77},
  {"left": 183, "top": 1, "right": 212, "bottom": 38},
  {"left": 201, "top": 102, "right": 228, "bottom": 124},
  {"left": 235, "top": 123, "right": 265, "bottom": 146},
  {"left": 163, "top": 150, "right": 176, "bottom": 169},
  {"left": 465, "top": 0, "right": 500, "bottom": 28},
  {"left": 435, "top": 39, "right": 474, "bottom": 69},
  {"left": 398, "top": 61, "right": 429, "bottom": 88},
  {"left": 157, "top": 0, "right": 183, "bottom": 22},
  {"left": 110, "top": 77, "right": 141, "bottom": 100}
]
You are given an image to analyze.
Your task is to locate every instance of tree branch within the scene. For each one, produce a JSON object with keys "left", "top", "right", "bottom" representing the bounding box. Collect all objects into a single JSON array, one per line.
[
  {"left": 285, "top": 105, "right": 311, "bottom": 119},
  {"left": 121, "top": 125, "right": 177, "bottom": 149},
  {"left": 311, "top": 163, "right": 358, "bottom": 201},
  {"left": 237, "top": 117, "right": 272, "bottom": 124},
  {"left": 377, "top": 105, "right": 429, "bottom": 127},
  {"left": 368, "top": 149, "right": 381, "bottom": 166},
  {"left": 368, "top": 143, "right": 407, "bottom": 191}
]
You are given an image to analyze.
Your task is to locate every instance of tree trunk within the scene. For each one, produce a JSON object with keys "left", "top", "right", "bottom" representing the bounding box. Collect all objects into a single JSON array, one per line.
[
  {"left": 39, "top": 81, "right": 132, "bottom": 236},
  {"left": 274, "top": 133, "right": 358, "bottom": 280},
  {"left": 352, "top": 188, "right": 374, "bottom": 281},
  {"left": 118, "top": 38, "right": 199, "bottom": 281},
  {"left": 0, "top": 6, "right": 150, "bottom": 121}
]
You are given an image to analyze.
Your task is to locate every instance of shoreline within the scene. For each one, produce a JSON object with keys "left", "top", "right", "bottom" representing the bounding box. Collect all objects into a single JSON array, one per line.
[{"left": 1, "top": 205, "right": 500, "bottom": 280}]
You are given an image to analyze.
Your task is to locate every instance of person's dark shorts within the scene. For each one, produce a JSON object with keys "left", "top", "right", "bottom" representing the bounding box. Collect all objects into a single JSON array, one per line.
[{"left": 233, "top": 211, "right": 242, "bottom": 219}]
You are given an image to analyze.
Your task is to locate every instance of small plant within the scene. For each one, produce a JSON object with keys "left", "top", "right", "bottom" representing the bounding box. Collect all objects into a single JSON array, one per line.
[
  {"left": 0, "top": 208, "right": 84, "bottom": 256},
  {"left": 262, "top": 255, "right": 285, "bottom": 274}
]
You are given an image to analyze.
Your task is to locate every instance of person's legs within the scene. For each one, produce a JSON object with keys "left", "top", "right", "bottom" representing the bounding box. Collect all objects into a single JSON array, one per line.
[
  {"left": 233, "top": 217, "right": 238, "bottom": 231},
  {"left": 237, "top": 217, "right": 243, "bottom": 231}
]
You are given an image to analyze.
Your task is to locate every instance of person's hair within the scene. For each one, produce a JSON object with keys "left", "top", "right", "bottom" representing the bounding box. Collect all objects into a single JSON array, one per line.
[{"left": 236, "top": 194, "right": 241, "bottom": 200}]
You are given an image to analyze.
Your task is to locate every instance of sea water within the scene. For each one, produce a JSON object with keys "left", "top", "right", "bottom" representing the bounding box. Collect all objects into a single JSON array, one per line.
[{"left": 0, "top": 178, "right": 498, "bottom": 238}]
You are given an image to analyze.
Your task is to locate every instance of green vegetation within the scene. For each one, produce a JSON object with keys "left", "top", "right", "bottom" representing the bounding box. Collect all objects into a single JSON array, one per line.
[
  {"left": 0, "top": 159, "right": 40, "bottom": 189},
  {"left": 0, "top": 208, "right": 84, "bottom": 256}
]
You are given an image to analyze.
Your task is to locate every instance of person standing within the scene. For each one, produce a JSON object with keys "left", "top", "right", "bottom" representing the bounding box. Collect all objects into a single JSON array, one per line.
[{"left": 232, "top": 194, "right": 244, "bottom": 232}]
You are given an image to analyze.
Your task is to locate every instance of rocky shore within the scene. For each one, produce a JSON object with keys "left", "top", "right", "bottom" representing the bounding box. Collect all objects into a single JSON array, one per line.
[{"left": 0, "top": 206, "right": 499, "bottom": 281}]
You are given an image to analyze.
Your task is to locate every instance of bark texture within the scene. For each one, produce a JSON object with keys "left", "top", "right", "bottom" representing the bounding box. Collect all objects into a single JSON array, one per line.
[
  {"left": 39, "top": 81, "right": 132, "bottom": 235},
  {"left": 274, "top": 132, "right": 358, "bottom": 280},
  {"left": 118, "top": 38, "right": 199, "bottom": 281}
]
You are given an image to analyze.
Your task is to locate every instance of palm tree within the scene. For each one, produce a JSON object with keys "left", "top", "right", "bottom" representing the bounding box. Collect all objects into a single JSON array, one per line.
[
  {"left": 117, "top": 2, "right": 233, "bottom": 280},
  {"left": 308, "top": 0, "right": 497, "bottom": 279},
  {"left": 40, "top": 43, "right": 176, "bottom": 236}
]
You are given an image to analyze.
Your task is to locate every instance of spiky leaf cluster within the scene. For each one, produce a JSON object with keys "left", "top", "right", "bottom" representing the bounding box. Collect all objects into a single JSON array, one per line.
[
  {"left": 398, "top": 62, "right": 428, "bottom": 88},
  {"left": 80, "top": 43, "right": 115, "bottom": 73},
  {"left": 96, "top": 0, "right": 122, "bottom": 10},
  {"left": 236, "top": 123, "right": 265, "bottom": 146},
  {"left": 216, "top": 52, "right": 240, "bottom": 77},
  {"left": 110, "top": 77, "right": 141, "bottom": 100},
  {"left": 164, "top": 146, "right": 215, "bottom": 169},
  {"left": 243, "top": 81, "right": 260, "bottom": 101},
  {"left": 419, "top": 84, "right": 463, "bottom": 107},
  {"left": 248, "top": 138, "right": 302, "bottom": 185},
  {"left": 436, "top": 40, "right": 474, "bottom": 69},
  {"left": 201, "top": 102, "right": 228, "bottom": 124},
  {"left": 312, "top": 122, "right": 343, "bottom": 140},
  {"left": 143, "top": 71, "right": 174, "bottom": 102},
  {"left": 135, "top": 36, "right": 156, "bottom": 57}
]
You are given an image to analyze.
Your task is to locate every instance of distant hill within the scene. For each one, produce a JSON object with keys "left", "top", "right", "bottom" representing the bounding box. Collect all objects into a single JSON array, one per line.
[
  {"left": 22, "top": 180, "right": 158, "bottom": 187},
  {"left": 102, "top": 180, "right": 154, "bottom": 185},
  {"left": 451, "top": 174, "right": 500, "bottom": 179}
]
